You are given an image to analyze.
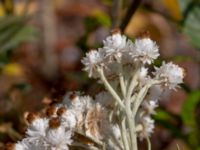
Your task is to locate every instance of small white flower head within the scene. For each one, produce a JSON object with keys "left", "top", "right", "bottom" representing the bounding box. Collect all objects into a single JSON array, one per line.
[
  {"left": 103, "top": 31, "right": 127, "bottom": 51},
  {"left": 26, "top": 117, "right": 48, "bottom": 138},
  {"left": 60, "top": 108, "right": 80, "bottom": 129},
  {"left": 81, "top": 49, "right": 105, "bottom": 78},
  {"left": 138, "top": 116, "right": 155, "bottom": 140},
  {"left": 154, "top": 62, "right": 184, "bottom": 90},
  {"left": 46, "top": 126, "right": 72, "bottom": 150},
  {"left": 111, "top": 124, "right": 121, "bottom": 140},
  {"left": 138, "top": 67, "right": 148, "bottom": 79},
  {"left": 85, "top": 103, "right": 109, "bottom": 140},
  {"left": 142, "top": 100, "right": 158, "bottom": 115},
  {"left": 15, "top": 142, "right": 27, "bottom": 150},
  {"left": 63, "top": 92, "right": 94, "bottom": 113},
  {"left": 129, "top": 38, "right": 159, "bottom": 64},
  {"left": 15, "top": 138, "right": 46, "bottom": 150},
  {"left": 137, "top": 67, "right": 149, "bottom": 86}
]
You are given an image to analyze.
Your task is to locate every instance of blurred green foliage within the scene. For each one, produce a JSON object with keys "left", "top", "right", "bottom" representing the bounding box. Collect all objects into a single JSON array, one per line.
[
  {"left": 180, "top": 0, "right": 200, "bottom": 50},
  {"left": 0, "top": 0, "right": 38, "bottom": 67},
  {"left": 0, "top": 16, "right": 38, "bottom": 65}
]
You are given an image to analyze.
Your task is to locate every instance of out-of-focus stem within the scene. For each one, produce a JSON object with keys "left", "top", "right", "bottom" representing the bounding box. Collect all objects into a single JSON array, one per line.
[
  {"left": 146, "top": 136, "right": 151, "bottom": 150},
  {"left": 41, "top": 0, "right": 58, "bottom": 79},
  {"left": 120, "top": 0, "right": 143, "bottom": 32},
  {"left": 111, "top": 0, "right": 122, "bottom": 28}
]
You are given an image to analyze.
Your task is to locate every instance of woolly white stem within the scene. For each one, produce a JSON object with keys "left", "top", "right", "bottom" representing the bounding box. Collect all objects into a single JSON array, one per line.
[
  {"left": 121, "top": 117, "right": 130, "bottom": 150},
  {"left": 125, "top": 105, "right": 137, "bottom": 150},
  {"left": 146, "top": 136, "right": 151, "bottom": 150},
  {"left": 97, "top": 67, "right": 125, "bottom": 109},
  {"left": 126, "top": 64, "right": 140, "bottom": 99},
  {"left": 132, "top": 84, "right": 151, "bottom": 117},
  {"left": 119, "top": 72, "right": 126, "bottom": 98},
  {"left": 118, "top": 61, "right": 126, "bottom": 98},
  {"left": 132, "top": 80, "right": 162, "bottom": 117}
]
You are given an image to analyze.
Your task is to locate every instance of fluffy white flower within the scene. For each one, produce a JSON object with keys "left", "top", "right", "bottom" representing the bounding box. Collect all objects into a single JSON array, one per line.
[
  {"left": 103, "top": 33, "right": 129, "bottom": 60},
  {"left": 129, "top": 38, "right": 159, "bottom": 64},
  {"left": 142, "top": 100, "right": 158, "bottom": 114},
  {"left": 63, "top": 92, "right": 94, "bottom": 113},
  {"left": 26, "top": 118, "right": 49, "bottom": 138},
  {"left": 81, "top": 49, "right": 105, "bottom": 77},
  {"left": 111, "top": 124, "right": 121, "bottom": 140},
  {"left": 137, "top": 67, "right": 149, "bottom": 86},
  {"left": 139, "top": 116, "right": 155, "bottom": 140},
  {"left": 15, "top": 141, "right": 27, "bottom": 150},
  {"left": 15, "top": 138, "right": 46, "bottom": 150},
  {"left": 103, "top": 33, "right": 127, "bottom": 51},
  {"left": 85, "top": 103, "right": 109, "bottom": 140},
  {"left": 45, "top": 126, "right": 72, "bottom": 150},
  {"left": 154, "top": 62, "right": 184, "bottom": 89},
  {"left": 60, "top": 109, "right": 80, "bottom": 129}
]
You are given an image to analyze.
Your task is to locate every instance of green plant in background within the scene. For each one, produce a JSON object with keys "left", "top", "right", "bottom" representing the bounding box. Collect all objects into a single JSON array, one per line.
[{"left": 0, "top": 0, "right": 38, "bottom": 66}]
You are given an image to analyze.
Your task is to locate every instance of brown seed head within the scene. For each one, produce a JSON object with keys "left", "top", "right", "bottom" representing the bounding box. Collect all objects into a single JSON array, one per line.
[
  {"left": 5, "top": 143, "right": 15, "bottom": 150},
  {"left": 57, "top": 107, "right": 67, "bottom": 116},
  {"left": 138, "top": 31, "right": 150, "bottom": 39},
  {"left": 69, "top": 92, "right": 77, "bottom": 101},
  {"left": 111, "top": 28, "right": 121, "bottom": 35},
  {"left": 49, "top": 117, "right": 61, "bottom": 129},
  {"left": 46, "top": 106, "right": 57, "bottom": 117},
  {"left": 26, "top": 112, "right": 38, "bottom": 124}
]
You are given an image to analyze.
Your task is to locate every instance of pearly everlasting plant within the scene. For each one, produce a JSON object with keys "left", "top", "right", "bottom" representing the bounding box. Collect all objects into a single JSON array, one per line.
[{"left": 12, "top": 30, "right": 184, "bottom": 150}]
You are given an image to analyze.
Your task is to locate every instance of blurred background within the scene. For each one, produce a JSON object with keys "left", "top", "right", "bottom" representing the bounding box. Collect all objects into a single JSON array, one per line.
[{"left": 0, "top": 0, "right": 199, "bottom": 149}]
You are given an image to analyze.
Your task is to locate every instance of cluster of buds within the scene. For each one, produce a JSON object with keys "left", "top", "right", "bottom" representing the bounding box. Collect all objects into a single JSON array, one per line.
[{"left": 13, "top": 30, "right": 184, "bottom": 150}]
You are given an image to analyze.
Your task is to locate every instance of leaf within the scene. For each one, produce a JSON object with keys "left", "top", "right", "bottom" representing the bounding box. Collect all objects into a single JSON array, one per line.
[
  {"left": 154, "top": 109, "right": 185, "bottom": 138},
  {"left": 2, "top": 63, "right": 23, "bottom": 76},
  {"left": 181, "top": 90, "right": 200, "bottom": 127},
  {"left": 179, "top": 0, "right": 200, "bottom": 49},
  {"left": 161, "top": 0, "right": 183, "bottom": 20},
  {"left": 0, "top": 25, "right": 38, "bottom": 52}
]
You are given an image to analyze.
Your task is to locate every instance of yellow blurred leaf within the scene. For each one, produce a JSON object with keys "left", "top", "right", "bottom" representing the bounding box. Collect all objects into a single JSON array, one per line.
[
  {"left": 0, "top": 1, "right": 37, "bottom": 17},
  {"left": 161, "top": 0, "right": 183, "bottom": 20},
  {"left": 0, "top": 4, "right": 5, "bottom": 16},
  {"left": 3, "top": 63, "right": 24, "bottom": 76},
  {"left": 0, "top": 123, "right": 11, "bottom": 133}
]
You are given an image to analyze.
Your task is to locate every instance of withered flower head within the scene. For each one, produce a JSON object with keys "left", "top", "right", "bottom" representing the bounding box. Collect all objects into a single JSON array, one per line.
[{"left": 49, "top": 117, "right": 61, "bottom": 129}]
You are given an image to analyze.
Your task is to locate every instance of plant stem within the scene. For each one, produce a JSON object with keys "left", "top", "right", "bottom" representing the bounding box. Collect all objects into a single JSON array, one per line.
[
  {"left": 125, "top": 105, "right": 137, "bottom": 150},
  {"left": 118, "top": 63, "right": 126, "bottom": 98},
  {"left": 121, "top": 117, "right": 130, "bottom": 150},
  {"left": 112, "top": 0, "right": 123, "bottom": 28},
  {"left": 146, "top": 136, "right": 151, "bottom": 150},
  {"left": 120, "top": 0, "right": 143, "bottom": 32},
  {"left": 98, "top": 67, "right": 125, "bottom": 109},
  {"left": 132, "top": 84, "right": 150, "bottom": 117}
]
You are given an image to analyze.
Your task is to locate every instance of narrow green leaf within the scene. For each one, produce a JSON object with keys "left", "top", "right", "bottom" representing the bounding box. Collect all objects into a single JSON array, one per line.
[{"left": 181, "top": 90, "right": 200, "bottom": 127}]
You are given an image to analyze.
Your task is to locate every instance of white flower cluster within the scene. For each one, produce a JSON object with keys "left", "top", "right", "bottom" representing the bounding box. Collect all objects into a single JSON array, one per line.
[
  {"left": 13, "top": 92, "right": 119, "bottom": 150},
  {"left": 13, "top": 31, "right": 184, "bottom": 150},
  {"left": 81, "top": 31, "right": 184, "bottom": 144}
]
